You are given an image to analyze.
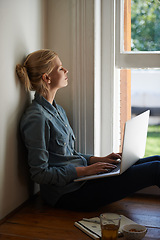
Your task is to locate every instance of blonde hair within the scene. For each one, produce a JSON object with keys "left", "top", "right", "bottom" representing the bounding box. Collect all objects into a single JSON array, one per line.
[{"left": 16, "top": 49, "right": 57, "bottom": 96}]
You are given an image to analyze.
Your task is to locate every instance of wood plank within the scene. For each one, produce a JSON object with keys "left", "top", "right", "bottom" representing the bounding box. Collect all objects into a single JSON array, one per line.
[
  {"left": 1, "top": 225, "right": 158, "bottom": 240},
  {"left": 0, "top": 222, "right": 90, "bottom": 240},
  {"left": 0, "top": 194, "right": 159, "bottom": 240},
  {"left": 0, "top": 234, "right": 37, "bottom": 240},
  {"left": 6, "top": 210, "right": 160, "bottom": 236}
]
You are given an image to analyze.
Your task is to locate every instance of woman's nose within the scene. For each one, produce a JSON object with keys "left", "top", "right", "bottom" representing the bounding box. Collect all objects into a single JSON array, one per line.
[{"left": 64, "top": 68, "right": 68, "bottom": 73}]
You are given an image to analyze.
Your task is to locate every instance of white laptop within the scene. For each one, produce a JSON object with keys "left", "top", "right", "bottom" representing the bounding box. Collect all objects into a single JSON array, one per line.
[{"left": 74, "top": 110, "right": 150, "bottom": 182}]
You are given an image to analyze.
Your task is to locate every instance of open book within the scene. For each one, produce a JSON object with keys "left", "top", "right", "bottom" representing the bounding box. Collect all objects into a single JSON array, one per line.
[{"left": 74, "top": 214, "right": 137, "bottom": 239}]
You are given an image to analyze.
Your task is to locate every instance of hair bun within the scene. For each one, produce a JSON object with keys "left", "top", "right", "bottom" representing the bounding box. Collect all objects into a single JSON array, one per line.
[
  {"left": 16, "top": 64, "right": 32, "bottom": 91},
  {"left": 16, "top": 64, "right": 25, "bottom": 79}
]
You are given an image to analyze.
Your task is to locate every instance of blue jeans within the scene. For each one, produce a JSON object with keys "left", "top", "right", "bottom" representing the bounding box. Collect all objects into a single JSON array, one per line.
[{"left": 56, "top": 155, "right": 160, "bottom": 211}]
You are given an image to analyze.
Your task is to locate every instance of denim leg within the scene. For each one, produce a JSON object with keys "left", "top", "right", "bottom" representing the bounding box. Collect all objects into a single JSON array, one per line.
[
  {"left": 56, "top": 156, "right": 160, "bottom": 211},
  {"left": 135, "top": 155, "right": 160, "bottom": 165}
]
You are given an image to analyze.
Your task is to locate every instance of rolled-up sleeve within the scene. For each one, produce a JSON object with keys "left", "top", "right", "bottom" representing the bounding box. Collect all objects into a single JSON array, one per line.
[{"left": 77, "top": 153, "right": 93, "bottom": 165}]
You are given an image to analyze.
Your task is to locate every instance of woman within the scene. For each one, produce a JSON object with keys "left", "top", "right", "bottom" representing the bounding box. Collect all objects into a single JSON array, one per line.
[{"left": 16, "top": 49, "right": 160, "bottom": 211}]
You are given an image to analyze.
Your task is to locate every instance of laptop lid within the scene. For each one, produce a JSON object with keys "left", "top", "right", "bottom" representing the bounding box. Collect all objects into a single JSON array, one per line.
[{"left": 120, "top": 110, "right": 150, "bottom": 174}]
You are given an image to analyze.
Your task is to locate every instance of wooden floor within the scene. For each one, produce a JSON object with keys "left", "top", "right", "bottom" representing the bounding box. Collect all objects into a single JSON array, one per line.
[{"left": 0, "top": 193, "right": 160, "bottom": 240}]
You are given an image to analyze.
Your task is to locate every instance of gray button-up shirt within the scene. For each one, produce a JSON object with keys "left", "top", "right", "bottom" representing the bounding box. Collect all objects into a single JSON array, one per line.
[{"left": 20, "top": 93, "right": 92, "bottom": 206}]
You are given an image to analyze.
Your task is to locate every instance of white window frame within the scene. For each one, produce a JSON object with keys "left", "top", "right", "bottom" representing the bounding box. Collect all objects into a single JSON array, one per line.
[
  {"left": 101, "top": 0, "right": 121, "bottom": 156},
  {"left": 115, "top": 0, "right": 160, "bottom": 69}
]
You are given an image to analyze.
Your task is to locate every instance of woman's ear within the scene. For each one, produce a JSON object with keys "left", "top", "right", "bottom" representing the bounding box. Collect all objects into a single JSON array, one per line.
[{"left": 42, "top": 73, "right": 51, "bottom": 84}]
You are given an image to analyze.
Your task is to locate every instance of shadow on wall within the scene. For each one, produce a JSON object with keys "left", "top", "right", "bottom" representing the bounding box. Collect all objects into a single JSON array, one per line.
[
  {"left": 14, "top": 45, "right": 38, "bottom": 197},
  {"left": 1, "top": 66, "right": 37, "bottom": 215},
  {"left": 15, "top": 72, "right": 40, "bottom": 197},
  {"left": 16, "top": 90, "right": 34, "bottom": 194}
]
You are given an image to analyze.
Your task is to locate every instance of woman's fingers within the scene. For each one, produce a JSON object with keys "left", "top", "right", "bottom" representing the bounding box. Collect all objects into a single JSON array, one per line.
[
  {"left": 110, "top": 152, "right": 122, "bottom": 159},
  {"left": 107, "top": 159, "right": 121, "bottom": 164},
  {"left": 86, "top": 162, "right": 117, "bottom": 176},
  {"left": 94, "top": 162, "right": 117, "bottom": 171}
]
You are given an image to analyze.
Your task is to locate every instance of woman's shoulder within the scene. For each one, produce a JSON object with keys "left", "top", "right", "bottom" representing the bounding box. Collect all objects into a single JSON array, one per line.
[
  {"left": 23, "top": 101, "right": 44, "bottom": 118},
  {"left": 20, "top": 101, "right": 48, "bottom": 129}
]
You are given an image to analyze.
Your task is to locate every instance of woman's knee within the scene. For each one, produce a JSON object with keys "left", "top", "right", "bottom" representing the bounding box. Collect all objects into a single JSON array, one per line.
[
  {"left": 153, "top": 155, "right": 160, "bottom": 160},
  {"left": 149, "top": 161, "right": 160, "bottom": 187},
  {"left": 139, "top": 155, "right": 160, "bottom": 163}
]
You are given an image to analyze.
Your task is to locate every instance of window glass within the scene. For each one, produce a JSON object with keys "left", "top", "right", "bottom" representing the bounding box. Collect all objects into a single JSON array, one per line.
[
  {"left": 131, "top": 69, "right": 160, "bottom": 156},
  {"left": 125, "top": 0, "right": 160, "bottom": 51}
]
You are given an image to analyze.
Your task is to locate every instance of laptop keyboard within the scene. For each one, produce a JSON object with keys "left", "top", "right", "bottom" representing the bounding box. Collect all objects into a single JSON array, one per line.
[{"left": 108, "top": 162, "right": 121, "bottom": 173}]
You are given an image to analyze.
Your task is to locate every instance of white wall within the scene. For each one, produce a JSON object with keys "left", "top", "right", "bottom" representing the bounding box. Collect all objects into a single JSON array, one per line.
[{"left": 0, "top": 0, "right": 44, "bottom": 220}]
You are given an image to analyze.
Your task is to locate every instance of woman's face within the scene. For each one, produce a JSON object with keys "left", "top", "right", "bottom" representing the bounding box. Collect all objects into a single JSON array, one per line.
[{"left": 48, "top": 56, "right": 68, "bottom": 90}]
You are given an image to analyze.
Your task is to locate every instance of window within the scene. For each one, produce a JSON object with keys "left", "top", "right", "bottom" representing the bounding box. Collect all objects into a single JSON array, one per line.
[
  {"left": 117, "top": 0, "right": 160, "bottom": 152},
  {"left": 131, "top": 69, "right": 160, "bottom": 157},
  {"left": 115, "top": 0, "right": 160, "bottom": 69},
  {"left": 72, "top": 0, "right": 160, "bottom": 157},
  {"left": 130, "top": 0, "right": 160, "bottom": 52}
]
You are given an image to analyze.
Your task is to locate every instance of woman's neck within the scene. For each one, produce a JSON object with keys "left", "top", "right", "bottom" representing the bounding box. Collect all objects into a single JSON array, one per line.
[{"left": 43, "top": 90, "right": 57, "bottom": 105}]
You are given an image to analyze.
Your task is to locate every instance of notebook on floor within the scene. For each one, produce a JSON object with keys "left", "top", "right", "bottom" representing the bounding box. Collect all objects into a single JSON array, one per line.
[
  {"left": 74, "top": 110, "right": 150, "bottom": 182},
  {"left": 74, "top": 215, "right": 138, "bottom": 239}
]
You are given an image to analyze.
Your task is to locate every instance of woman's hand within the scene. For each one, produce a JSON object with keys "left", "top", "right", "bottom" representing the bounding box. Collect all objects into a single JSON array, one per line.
[
  {"left": 89, "top": 152, "right": 122, "bottom": 165},
  {"left": 75, "top": 152, "right": 121, "bottom": 178},
  {"left": 76, "top": 162, "right": 117, "bottom": 178}
]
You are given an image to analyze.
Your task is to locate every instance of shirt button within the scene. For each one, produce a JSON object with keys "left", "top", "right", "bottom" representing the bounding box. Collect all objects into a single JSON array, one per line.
[
  {"left": 64, "top": 142, "right": 66, "bottom": 145},
  {"left": 65, "top": 124, "right": 67, "bottom": 127}
]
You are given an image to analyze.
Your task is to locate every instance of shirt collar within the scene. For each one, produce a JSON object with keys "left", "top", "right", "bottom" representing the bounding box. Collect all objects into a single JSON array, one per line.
[{"left": 34, "top": 92, "right": 59, "bottom": 116}]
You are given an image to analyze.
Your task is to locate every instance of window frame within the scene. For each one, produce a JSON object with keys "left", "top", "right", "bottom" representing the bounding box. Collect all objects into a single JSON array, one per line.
[{"left": 100, "top": 0, "right": 121, "bottom": 156}]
